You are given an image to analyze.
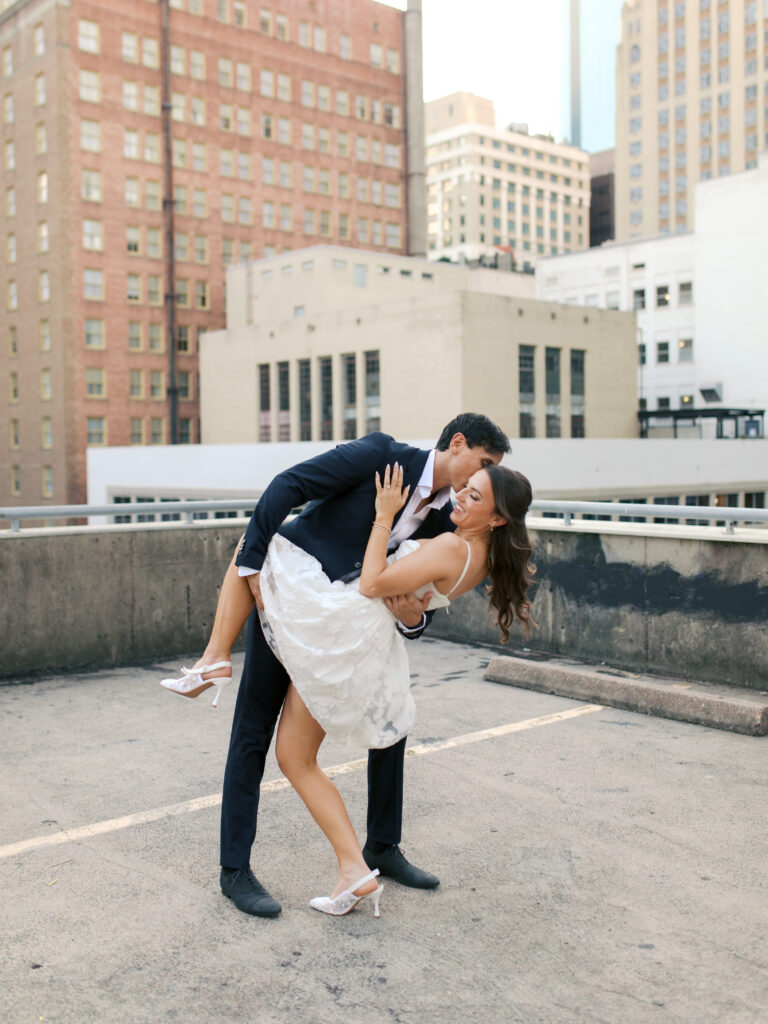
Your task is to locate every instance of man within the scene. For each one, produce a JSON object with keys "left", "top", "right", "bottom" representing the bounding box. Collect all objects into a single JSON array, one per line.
[{"left": 220, "top": 412, "right": 510, "bottom": 917}]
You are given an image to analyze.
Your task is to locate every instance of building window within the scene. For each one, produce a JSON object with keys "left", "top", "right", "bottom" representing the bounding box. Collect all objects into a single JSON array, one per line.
[
  {"left": 298, "top": 359, "right": 312, "bottom": 441},
  {"left": 86, "top": 367, "right": 105, "bottom": 397},
  {"left": 129, "top": 369, "right": 144, "bottom": 398},
  {"left": 87, "top": 417, "right": 106, "bottom": 445},
  {"left": 364, "top": 350, "right": 380, "bottom": 432},
  {"left": 679, "top": 281, "right": 693, "bottom": 305},
  {"left": 149, "top": 370, "right": 164, "bottom": 399},
  {"left": 79, "top": 69, "right": 100, "bottom": 103},
  {"left": 678, "top": 338, "right": 693, "bottom": 362},
  {"left": 84, "top": 269, "right": 104, "bottom": 300},
  {"left": 277, "top": 361, "right": 290, "bottom": 441},
  {"left": 319, "top": 356, "right": 333, "bottom": 440},
  {"left": 149, "top": 324, "right": 163, "bottom": 352},
  {"left": 545, "top": 348, "right": 561, "bottom": 400},
  {"left": 150, "top": 418, "right": 164, "bottom": 445},
  {"left": 128, "top": 322, "right": 142, "bottom": 351},
  {"left": 81, "top": 219, "right": 103, "bottom": 251},
  {"left": 341, "top": 354, "right": 357, "bottom": 439},
  {"left": 130, "top": 418, "right": 144, "bottom": 445},
  {"left": 656, "top": 285, "right": 670, "bottom": 307},
  {"left": 570, "top": 350, "right": 585, "bottom": 398},
  {"left": 85, "top": 318, "right": 105, "bottom": 349},
  {"left": 545, "top": 414, "right": 561, "bottom": 439},
  {"left": 657, "top": 341, "right": 670, "bottom": 363},
  {"left": 78, "top": 19, "right": 100, "bottom": 53},
  {"left": 570, "top": 415, "right": 585, "bottom": 438},
  {"left": 258, "top": 363, "right": 271, "bottom": 441}
]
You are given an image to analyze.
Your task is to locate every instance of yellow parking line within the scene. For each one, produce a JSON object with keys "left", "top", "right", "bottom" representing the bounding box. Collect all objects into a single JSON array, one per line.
[{"left": 0, "top": 703, "right": 603, "bottom": 860}]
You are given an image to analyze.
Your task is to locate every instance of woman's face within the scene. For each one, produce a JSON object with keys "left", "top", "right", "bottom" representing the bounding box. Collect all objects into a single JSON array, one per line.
[{"left": 450, "top": 470, "right": 504, "bottom": 533}]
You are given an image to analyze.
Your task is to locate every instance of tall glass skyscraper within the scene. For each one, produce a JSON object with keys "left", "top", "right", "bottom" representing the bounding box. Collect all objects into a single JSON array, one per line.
[{"left": 560, "top": 0, "right": 626, "bottom": 152}]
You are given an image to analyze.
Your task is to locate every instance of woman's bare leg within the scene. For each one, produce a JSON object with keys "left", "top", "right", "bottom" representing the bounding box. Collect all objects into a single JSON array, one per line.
[
  {"left": 275, "top": 684, "right": 377, "bottom": 898},
  {"left": 190, "top": 539, "right": 254, "bottom": 681}
]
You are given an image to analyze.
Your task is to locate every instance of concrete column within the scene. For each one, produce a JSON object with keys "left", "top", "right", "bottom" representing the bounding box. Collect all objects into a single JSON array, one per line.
[{"left": 404, "top": 0, "right": 426, "bottom": 257}]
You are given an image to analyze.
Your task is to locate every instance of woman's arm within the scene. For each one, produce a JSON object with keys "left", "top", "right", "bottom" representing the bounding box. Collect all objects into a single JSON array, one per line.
[{"left": 359, "top": 464, "right": 462, "bottom": 599}]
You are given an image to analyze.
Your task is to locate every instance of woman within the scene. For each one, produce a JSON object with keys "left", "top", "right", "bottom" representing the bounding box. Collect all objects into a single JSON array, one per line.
[{"left": 162, "top": 463, "right": 535, "bottom": 917}]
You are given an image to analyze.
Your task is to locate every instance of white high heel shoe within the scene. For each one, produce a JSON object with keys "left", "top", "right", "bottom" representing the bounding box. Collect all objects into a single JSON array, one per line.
[
  {"left": 309, "top": 869, "right": 383, "bottom": 918},
  {"left": 160, "top": 660, "right": 232, "bottom": 708}
]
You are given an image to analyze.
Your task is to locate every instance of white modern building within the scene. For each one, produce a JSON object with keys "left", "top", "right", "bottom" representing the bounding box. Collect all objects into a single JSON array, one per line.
[
  {"left": 537, "top": 154, "right": 768, "bottom": 434},
  {"left": 425, "top": 93, "right": 591, "bottom": 270},
  {"left": 537, "top": 231, "right": 695, "bottom": 418}
]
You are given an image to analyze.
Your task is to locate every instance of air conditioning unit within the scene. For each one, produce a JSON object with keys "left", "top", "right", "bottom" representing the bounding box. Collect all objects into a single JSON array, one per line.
[{"left": 699, "top": 382, "right": 723, "bottom": 403}]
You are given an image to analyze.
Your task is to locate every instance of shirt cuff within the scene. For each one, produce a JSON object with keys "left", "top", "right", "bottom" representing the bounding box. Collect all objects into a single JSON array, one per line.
[
  {"left": 397, "top": 613, "right": 427, "bottom": 635},
  {"left": 238, "top": 566, "right": 259, "bottom": 577}
]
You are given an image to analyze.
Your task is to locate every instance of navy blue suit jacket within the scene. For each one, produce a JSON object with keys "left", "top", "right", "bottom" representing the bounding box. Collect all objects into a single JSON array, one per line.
[{"left": 236, "top": 432, "right": 455, "bottom": 583}]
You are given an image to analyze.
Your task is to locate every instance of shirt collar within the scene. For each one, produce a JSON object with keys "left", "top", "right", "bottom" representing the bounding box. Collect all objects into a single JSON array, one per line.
[{"left": 414, "top": 450, "right": 451, "bottom": 509}]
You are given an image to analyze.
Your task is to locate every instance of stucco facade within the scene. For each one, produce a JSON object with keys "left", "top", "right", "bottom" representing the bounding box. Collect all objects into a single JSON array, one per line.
[{"left": 199, "top": 245, "right": 637, "bottom": 446}]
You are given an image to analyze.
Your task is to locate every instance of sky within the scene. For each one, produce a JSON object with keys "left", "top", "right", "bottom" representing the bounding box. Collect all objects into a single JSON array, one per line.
[{"left": 386, "top": 0, "right": 564, "bottom": 137}]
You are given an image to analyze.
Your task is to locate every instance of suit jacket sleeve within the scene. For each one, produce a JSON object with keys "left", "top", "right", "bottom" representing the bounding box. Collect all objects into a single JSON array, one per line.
[{"left": 236, "top": 432, "right": 391, "bottom": 572}]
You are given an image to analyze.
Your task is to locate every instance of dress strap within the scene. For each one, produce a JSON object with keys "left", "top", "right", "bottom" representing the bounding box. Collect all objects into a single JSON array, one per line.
[{"left": 446, "top": 539, "right": 473, "bottom": 597}]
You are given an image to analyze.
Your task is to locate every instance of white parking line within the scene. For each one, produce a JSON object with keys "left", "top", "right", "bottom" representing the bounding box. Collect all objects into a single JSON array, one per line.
[{"left": 0, "top": 704, "right": 603, "bottom": 860}]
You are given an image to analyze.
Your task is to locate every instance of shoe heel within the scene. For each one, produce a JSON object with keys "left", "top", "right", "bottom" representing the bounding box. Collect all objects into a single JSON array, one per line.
[
  {"left": 211, "top": 677, "right": 232, "bottom": 708},
  {"left": 372, "top": 884, "right": 383, "bottom": 919}
]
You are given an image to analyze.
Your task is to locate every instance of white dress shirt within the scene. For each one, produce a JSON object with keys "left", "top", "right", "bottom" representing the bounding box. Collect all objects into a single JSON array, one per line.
[{"left": 388, "top": 449, "right": 451, "bottom": 547}]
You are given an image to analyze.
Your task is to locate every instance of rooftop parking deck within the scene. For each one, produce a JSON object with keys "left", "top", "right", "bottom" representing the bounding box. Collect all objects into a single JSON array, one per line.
[{"left": 2, "top": 638, "right": 767, "bottom": 1024}]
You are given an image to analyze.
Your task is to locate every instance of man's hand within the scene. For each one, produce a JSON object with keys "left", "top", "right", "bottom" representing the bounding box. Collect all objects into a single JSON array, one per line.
[
  {"left": 384, "top": 591, "right": 432, "bottom": 630},
  {"left": 247, "top": 572, "right": 265, "bottom": 610}
]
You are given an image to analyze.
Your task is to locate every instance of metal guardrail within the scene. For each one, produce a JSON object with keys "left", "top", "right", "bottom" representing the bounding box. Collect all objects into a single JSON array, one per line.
[
  {"left": 1, "top": 498, "right": 767, "bottom": 535},
  {"left": 0, "top": 499, "right": 257, "bottom": 533}
]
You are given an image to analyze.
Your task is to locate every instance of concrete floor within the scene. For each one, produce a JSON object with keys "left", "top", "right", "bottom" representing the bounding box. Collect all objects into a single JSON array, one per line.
[{"left": 2, "top": 638, "right": 767, "bottom": 1024}]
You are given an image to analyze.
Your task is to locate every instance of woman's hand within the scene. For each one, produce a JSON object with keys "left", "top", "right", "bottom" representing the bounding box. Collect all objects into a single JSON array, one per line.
[{"left": 375, "top": 463, "right": 410, "bottom": 522}]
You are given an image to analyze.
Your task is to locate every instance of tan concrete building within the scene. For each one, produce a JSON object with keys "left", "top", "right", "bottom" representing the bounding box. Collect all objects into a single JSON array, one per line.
[
  {"left": 1, "top": 0, "right": 421, "bottom": 507},
  {"left": 200, "top": 245, "right": 638, "bottom": 444},
  {"left": 425, "top": 92, "right": 591, "bottom": 271},
  {"left": 615, "top": 0, "right": 768, "bottom": 240}
]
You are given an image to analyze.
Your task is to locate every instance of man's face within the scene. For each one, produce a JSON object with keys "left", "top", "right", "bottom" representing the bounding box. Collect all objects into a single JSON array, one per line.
[{"left": 447, "top": 436, "right": 502, "bottom": 492}]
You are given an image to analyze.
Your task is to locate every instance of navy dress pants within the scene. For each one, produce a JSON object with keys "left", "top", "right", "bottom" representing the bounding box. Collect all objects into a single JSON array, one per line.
[{"left": 220, "top": 609, "right": 406, "bottom": 869}]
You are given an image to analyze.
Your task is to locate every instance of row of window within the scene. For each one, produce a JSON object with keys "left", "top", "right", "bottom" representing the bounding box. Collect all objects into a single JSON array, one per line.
[
  {"left": 71, "top": 69, "right": 403, "bottom": 128},
  {"left": 82, "top": 416, "right": 189, "bottom": 447},
  {"left": 75, "top": 17, "right": 399, "bottom": 71},
  {"left": 428, "top": 163, "right": 587, "bottom": 192},
  {"left": 69, "top": 119, "right": 403, "bottom": 166},
  {"left": 639, "top": 338, "right": 694, "bottom": 365},
  {"left": 633, "top": 282, "right": 693, "bottom": 310},
  {"left": 8, "top": 464, "right": 55, "bottom": 499},
  {"left": 431, "top": 219, "right": 579, "bottom": 245},
  {"left": 5, "top": 321, "right": 202, "bottom": 357},
  {"left": 257, "top": 351, "right": 380, "bottom": 443},
  {"left": 9, "top": 417, "right": 54, "bottom": 450},
  {"left": 469, "top": 135, "right": 584, "bottom": 171}
]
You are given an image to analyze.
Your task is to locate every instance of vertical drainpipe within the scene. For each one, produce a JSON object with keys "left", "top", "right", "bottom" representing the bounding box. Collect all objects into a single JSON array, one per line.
[
  {"left": 160, "top": 0, "right": 178, "bottom": 443},
  {"left": 404, "top": 0, "right": 426, "bottom": 257}
]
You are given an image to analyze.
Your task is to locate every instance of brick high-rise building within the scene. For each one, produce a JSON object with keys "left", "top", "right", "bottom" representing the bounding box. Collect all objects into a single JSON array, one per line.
[
  {"left": 614, "top": 0, "right": 768, "bottom": 241},
  {"left": 1, "top": 0, "right": 423, "bottom": 507}
]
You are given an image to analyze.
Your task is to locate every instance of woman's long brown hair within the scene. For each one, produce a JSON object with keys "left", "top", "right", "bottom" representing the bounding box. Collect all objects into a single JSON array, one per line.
[{"left": 484, "top": 465, "right": 536, "bottom": 642}]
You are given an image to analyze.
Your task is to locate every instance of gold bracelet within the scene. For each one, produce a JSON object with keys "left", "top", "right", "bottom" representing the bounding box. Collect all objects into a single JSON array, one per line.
[{"left": 371, "top": 521, "right": 391, "bottom": 534}]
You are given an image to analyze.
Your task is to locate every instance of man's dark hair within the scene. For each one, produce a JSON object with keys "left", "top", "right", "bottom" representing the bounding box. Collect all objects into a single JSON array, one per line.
[{"left": 436, "top": 413, "right": 510, "bottom": 455}]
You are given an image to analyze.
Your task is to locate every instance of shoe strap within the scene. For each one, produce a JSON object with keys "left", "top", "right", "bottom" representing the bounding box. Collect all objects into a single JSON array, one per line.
[
  {"left": 180, "top": 660, "right": 232, "bottom": 675},
  {"left": 345, "top": 868, "right": 379, "bottom": 894}
]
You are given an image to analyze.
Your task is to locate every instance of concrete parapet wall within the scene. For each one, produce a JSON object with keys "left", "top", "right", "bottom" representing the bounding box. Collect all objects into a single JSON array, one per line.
[
  {"left": 3, "top": 521, "right": 249, "bottom": 680},
  {"left": 3, "top": 520, "right": 767, "bottom": 688},
  {"left": 432, "top": 520, "right": 768, "bottom": 691}
]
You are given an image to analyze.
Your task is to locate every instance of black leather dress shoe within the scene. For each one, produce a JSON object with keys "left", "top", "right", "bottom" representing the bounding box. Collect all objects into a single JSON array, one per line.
[
  {"left": 362, "top": 844, "right": 439, "bottom": 889},
  {"left": 220, "top": 867, "right": 282, "bottom": 917}
]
